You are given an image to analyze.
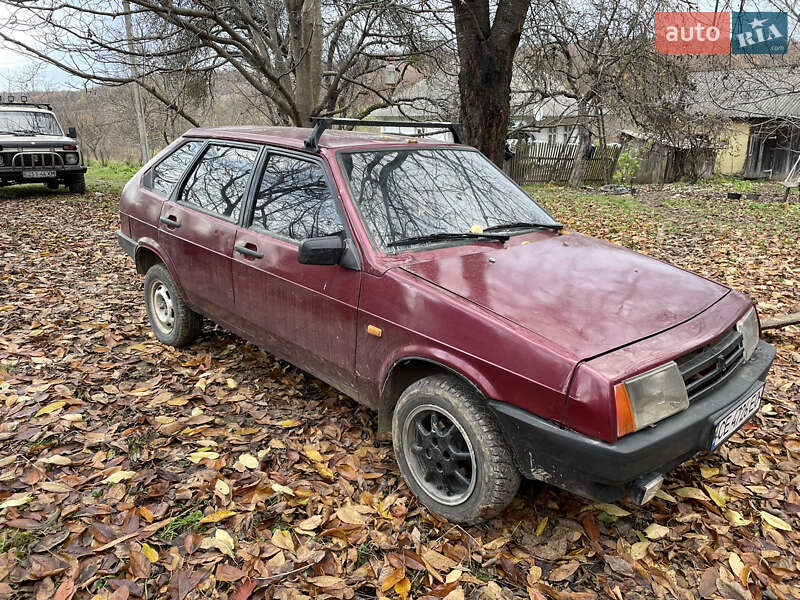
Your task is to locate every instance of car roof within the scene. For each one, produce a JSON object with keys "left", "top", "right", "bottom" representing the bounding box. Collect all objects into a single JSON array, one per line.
[
  {"left": 0, "top": 105, "right": 54, "bottom": 114},
  {"left": 183, "top": 125, "right": 459, "bottom": 150}
]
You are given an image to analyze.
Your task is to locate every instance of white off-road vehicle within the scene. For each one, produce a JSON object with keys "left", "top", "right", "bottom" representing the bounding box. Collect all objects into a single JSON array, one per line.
[{"left": 0, "top": 97, "right": 86, "bottom": 193}]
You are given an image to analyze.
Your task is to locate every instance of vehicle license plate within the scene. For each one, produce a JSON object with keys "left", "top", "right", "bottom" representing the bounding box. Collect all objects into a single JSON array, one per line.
[
  {"left": 710, "top": 384, "right": 764, "bottom": 450},
  {"left": 22, "top": 170, "right": 56, "bottom": 178}
]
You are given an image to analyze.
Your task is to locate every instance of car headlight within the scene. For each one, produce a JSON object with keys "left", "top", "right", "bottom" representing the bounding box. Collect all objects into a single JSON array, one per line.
[
  {"left": 736, "top": 307, "right": 759, "bottom": 361},
  {"left": 64, "top": 153, "right": 79, "bottom": 165},
  {"left": 615, "top": 361, "right": 689, "bottom": 436}
]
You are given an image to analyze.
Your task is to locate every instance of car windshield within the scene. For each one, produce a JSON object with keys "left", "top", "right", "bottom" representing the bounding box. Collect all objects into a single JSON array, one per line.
[
  {"left": 339, "top": 148, "right": 558, "bottom": 251},
  {"left": 0, "top": 111, "right": 62, "bottom": 135}
]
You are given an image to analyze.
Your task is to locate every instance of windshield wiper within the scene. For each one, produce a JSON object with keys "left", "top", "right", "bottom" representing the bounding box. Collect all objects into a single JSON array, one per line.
[
  {"left": 3, "top": 129, "right": 39, "bottom": 135},
  {"left": 388, "top": 232, "right": 510, "bottom": 247},
  {"left": 483, "top": 221, "right": 564, "bottom": 233}
]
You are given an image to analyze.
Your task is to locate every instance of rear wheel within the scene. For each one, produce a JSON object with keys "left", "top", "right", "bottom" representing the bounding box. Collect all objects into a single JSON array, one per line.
[
  {"left": 392, "top": 374, "right": 520, "bottom": 524},
  {"left": 67, "top": 173, "right": 86, "bottom": 194},
  {"left": 143, "top": 263, "right": 202, "bottom": 347}
]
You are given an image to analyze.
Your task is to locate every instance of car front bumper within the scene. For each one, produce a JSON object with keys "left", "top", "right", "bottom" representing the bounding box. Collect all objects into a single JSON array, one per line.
[
  {"left": 0, "top": 165, "right": 87, "bottom": 182},
  {"left": 488, "top": 340, "right": 776, "bottom": 503}
]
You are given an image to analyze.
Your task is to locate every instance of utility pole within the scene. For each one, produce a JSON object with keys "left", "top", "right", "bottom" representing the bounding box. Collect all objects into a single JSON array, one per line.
[{"left": 123, "top": 0, "right": 150, "bottom": 163}]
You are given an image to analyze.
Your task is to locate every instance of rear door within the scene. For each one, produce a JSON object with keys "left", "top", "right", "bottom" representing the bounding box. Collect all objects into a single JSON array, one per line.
[
  {"left": 232, "top": 149, "right": 361, "bottom": 393},
  {"left": 158, "top": 141, "right": 261, "bottom": 324}
]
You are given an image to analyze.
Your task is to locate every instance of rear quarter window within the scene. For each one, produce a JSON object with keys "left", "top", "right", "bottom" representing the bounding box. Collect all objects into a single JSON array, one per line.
[{"left": 147, "top": 140, "right": 203, "bottom": 197}]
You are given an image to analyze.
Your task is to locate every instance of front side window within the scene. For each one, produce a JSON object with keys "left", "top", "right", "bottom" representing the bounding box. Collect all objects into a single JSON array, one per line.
[
  {"left": 0, "top": 111, "right": 62, "bottom": 135},
  {"left": 151, "top": 141, "right": 203, "bottom": 197},
  {"left": 251, "top": 155, "right": 343, "bottom": 242},
  {"left": 339, "top": 148, "right": 557, "bottom": 251},
  {"left": 180, "top": 144, "right": 258, "bottom": 221}
]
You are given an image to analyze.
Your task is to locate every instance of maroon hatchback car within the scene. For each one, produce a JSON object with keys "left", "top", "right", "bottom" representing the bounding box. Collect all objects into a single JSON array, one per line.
[{"left": 116, "top": 119, "right": 775, "bottom": 523}]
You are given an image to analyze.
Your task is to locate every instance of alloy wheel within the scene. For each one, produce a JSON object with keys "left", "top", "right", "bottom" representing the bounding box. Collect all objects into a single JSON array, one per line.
[{"left": 404, "top": 404, "right": 476, "bottom": 505}]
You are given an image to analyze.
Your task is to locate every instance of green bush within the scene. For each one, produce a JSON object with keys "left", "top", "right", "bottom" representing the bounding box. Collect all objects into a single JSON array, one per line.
[{"left": 614, "top": 149, "right": 641, "bottom": 185}]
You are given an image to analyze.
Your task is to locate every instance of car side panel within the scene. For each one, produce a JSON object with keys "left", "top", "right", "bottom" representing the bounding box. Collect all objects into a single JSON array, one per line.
[
  {"left": 355, "top": 268, "right": 574, "bottom": 420},
  {"left": 231, "top": 228, "right": 361, "bottom": 394},
  {"left": 157, "top": 201, "right": 240, "bottom": 325}
]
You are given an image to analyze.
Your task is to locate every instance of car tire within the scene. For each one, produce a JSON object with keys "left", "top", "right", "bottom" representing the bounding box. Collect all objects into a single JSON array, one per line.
[
  {"left": 46, "top": 181, "right": 60, "bottom": 190},
  {"left": 67, "top": 174, "right": 86, "bottom": 194},
  {"left": 392, "top": 374, "right": 520, "bottom": 524},
  {"left": 143, "top": 263, "right": 202, "bottom": 347}
]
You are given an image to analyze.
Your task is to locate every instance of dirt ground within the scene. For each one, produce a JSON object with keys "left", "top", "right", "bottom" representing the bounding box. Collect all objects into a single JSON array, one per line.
[{"left": 0, "top": 181, "right": 798, "bottom": 600}]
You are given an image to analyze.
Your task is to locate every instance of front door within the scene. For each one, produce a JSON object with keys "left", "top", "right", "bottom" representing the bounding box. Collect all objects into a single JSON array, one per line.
[
  {"left": 159, "top": 142, "right": 261, "bottom": 324},
  {"left": 232, "top": 151, "right": 361, "bottom": 394}
]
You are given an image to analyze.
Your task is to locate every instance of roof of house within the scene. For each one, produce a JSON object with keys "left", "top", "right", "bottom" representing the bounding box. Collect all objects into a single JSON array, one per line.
[{"left": 691, "top": 68, "right": 800, "bottom": 120}]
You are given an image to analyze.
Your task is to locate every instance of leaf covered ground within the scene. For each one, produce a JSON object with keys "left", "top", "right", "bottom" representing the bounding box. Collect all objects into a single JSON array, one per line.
[{"left": 0, "top": 180, "right": 799, "bottom": 600}]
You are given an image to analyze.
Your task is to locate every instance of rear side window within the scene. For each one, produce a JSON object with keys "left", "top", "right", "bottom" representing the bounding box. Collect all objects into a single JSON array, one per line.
[
  {"left": 180, "top": 144, "right": 258, "bottom": 221},
  {"left": 150, "top": 141, "right": 203, "bottom": 197},
  {"left": 251, "top": 155, "right": 342, "bottom": 241}
]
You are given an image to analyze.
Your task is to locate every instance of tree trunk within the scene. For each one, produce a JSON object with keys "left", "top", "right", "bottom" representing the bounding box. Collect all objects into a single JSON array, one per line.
[
  {"left": 122, "top": 0, "right": 150, "bottom": 163},
  {"left": 568, "top": 102, "right": 592, "bottom": 187},
  {"left": 452, "top": 0, "right": 530, "bottom": 166},
  {"left": 287, "top": 0, "right": 322, "bottom": 126}
]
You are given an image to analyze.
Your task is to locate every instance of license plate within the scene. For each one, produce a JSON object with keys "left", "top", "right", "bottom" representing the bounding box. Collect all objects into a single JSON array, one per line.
[
  {"left": 22, "top": 170, "right": 56, "bottom": 178},
  {"left": 710, "top": 384, "right": 764, "bottom": 450}
]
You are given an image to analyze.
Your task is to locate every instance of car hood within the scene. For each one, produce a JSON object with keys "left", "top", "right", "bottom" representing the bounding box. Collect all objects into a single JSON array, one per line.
[
  {"left": 0, "top": 135, "right": 75, "bottom": 146},
  {"left": 399, "top": 232, "right": 729, "bottom": 360}
]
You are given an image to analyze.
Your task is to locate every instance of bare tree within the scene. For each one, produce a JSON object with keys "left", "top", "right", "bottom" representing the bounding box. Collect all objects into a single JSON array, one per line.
[
  {"left": 0, "top": 0, "right": 433, "bottom": 127},
  {"left": 518, "top": 0, "right": 681, "bottom": 186}
]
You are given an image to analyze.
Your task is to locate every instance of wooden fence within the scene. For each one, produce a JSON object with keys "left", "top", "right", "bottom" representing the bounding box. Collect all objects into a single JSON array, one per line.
[{"left": 504, "top": 142, "right": 622, "bottom": 185}]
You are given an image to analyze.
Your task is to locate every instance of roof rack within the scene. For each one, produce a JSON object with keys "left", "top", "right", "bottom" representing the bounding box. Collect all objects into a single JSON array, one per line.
[
  {"left": 0, "top": 96, "right": 52, "bottom": 110},
  {"left": 304, "top": 117, "right": 463, "bottom": 151}
]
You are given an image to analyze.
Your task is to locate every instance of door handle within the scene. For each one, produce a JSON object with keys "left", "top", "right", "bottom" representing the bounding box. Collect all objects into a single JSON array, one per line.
[
  {"left": 235, "top": 244, "right": 263, "bottom": 259},
  {"left": 160, "top": 215, "right": 180, "bottom": 228}
]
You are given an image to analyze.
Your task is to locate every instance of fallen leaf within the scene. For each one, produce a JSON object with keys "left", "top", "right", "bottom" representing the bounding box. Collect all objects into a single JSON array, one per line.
[
  {"left": 102, "top": 470, "right": 137, "bottom": 484},
  {"left": 34, "top": 400, "right": 66, "bottom": 417},
  {"left": 337, "top": 504, "right": 367, "bottom": 525},
  {"left": 309, "top": 575, "right": 345, "bottom": 588},
  {"left": 238, "top": 453, "right": 259, "bottom": 469},
  {"left": 0, "top": 493, "right": 32, "bottom": 509},
  {"left": 549, "top": 560, "right": 580, "bottom": 581},
  {"left": 760, "top": 510, "right": 792, "bottom": 531},
  {"left": 199, "top": 509, "right": 237, "bottom": 524},
  {"left": 382, "top": 566, "right": 406, "bottom": 591},
  {"left": 675, "top": 487, "right": 710, "bottom": 502},
  {"left": 644, "top": 523, "right": 669, "bottom": 540},
  {"left": 141, "top": 542, "right": 159, "bottom": 563},
  {"left": 589, "top": 503, "right": 631, "bottom": 517}
]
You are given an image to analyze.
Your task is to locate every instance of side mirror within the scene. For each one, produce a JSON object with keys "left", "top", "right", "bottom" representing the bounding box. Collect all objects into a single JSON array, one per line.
[
  {"left": 298, "top": 235, "right": 344, "bottom": 266},
  {"left": 67, "top": 127, "right": 77, "bottom": 139}
]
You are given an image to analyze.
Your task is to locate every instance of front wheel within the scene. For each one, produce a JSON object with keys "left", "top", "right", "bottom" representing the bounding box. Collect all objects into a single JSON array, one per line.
[
  {"left": 67, "top": 173, "right": 86, "bottom": 194},
  {"left": 143, "top": 263, "right": 202, "bottom": 347},
  {"left": 392, "top": 374, "right": 520, "bottom": 524}
]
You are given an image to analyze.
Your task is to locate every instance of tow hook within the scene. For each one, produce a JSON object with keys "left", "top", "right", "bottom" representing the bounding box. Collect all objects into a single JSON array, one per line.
[{"left": 630, "top": 473, "right": 664, "bottom": 505}]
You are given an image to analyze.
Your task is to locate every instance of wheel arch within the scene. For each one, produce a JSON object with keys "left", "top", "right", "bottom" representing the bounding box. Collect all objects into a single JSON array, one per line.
[
  {"left": 135, "top": 245, "right": 164, "bottom": 275},
  {"left": 134, "top": 239, "right": 192, "bottom": 305},
  {"left": 377, "top": 356, "right": 489, "bottom": 436}
]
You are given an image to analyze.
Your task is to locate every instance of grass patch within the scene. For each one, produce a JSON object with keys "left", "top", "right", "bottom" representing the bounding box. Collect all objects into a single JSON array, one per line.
[
  {"left": 86, "top": 161, "right": 140, "bottom": 195},
  {"left": 161, "top": 508, "right": 205, "bottom": 541},
  {"left": 355, "top": 540, "right": 378, "bottom": 568},
  {"left": 0, "top": 160, "right": 139, "bottom": 200},
  {"left": 0, "top": 529, "right": 40, "bottom": 558}
]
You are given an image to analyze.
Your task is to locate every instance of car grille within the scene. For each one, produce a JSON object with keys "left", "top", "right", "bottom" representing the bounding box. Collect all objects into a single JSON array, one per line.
[
  {"left": 676, "top": 327, "right": 744, "bottom": 401},
  {"left": 1, "top": 152, "right": 64, "bottom": 167}
]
